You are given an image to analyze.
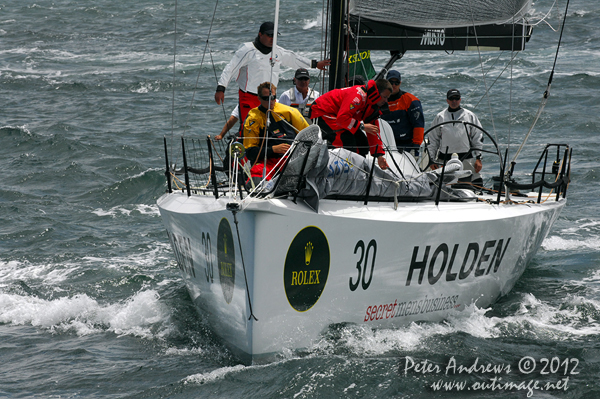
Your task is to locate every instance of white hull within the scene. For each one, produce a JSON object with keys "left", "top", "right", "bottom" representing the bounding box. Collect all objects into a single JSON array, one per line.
[{"left": 158, "top": 191, "right": 565, "bottom": 361}]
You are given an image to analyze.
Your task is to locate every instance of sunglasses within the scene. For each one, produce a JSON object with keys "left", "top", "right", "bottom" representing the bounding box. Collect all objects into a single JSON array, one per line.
[
  {"left": 448, "top": 96, "right": 461, "bottom": 101},
  {"left": 260, "top": 94, "right": 276, "bottom": 101},
  {"left": 264, "top": 33, "right": 274, "bottom": 38},
  {"left": 296, "top": 77, "right": 309, "bottom": 81},
  {"left": 389, "top": 80, "right": 401, "bottom": 86}
]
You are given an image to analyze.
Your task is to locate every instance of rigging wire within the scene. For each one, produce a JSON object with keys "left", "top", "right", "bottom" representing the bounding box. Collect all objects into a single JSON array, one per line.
[
  {"left": 472, "top": 51, "right": 521, "bottom": 109},
  {"left": 323, "top": 0, "right": 331, "bottom": 94},
  {"left": 170, "top": 0, "right": 223, "bottom": 166},
  {"left": 467, "top": 0, "right": 498, "bottom": 145},
  {"left": 507, "top": 7, "right": 518, "bottom": 165},
  {"left": 182, "top": 0, "right": 222, "bottom": 137},
  {"left": 529, "top": 0, "right": 559, "bottom": 28},
  {"left": 263, "top": 0, "right": 282, "bottom": 180},
  {"left": 511, "top": 0, "right": 570, "bottom": 164},
  {"left": 320, "top": 0, "right": 328, "bottom": 94},
  {"left": 170, "top": 0, "right": 178, "bottom": 163}
]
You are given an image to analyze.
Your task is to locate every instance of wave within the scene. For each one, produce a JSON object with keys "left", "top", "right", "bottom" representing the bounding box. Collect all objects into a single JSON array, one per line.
[
  {"left": 0, "top": 289, "right": 171, "bottom": 339},
  {"left": 302, "top": 10, "right": 324, "bottom": 30},
  {"left": 542, "top": 218, "right": 600, "bottom": 251},
  {"left": 91, "top": 203, "right": 160, "bottom": 218},
  {"left": 184, "top": 365, "right": 247, "bottom": 385},
  {"left": 304, "top": 292, "right": 600, "bottom": 359},
  {"left": 542, "top": 235, "right": 600, "bottom": 251},
  {"left": 0, "top": 124, "right": 33, "bottom": 137},
  {"left": 83, "top": 167, "right": 166, "bottom": 207}
]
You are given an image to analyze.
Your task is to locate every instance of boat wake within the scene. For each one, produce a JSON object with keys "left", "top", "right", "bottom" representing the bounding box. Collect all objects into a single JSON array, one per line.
[{"left": 303, "top": 293, "right": 600, "bottom": 358}]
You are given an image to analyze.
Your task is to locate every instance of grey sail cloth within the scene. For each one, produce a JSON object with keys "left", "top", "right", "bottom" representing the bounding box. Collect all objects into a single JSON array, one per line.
[
  {"left": 272, "top": 126, "right": 471, "bottom": 210},
  {"left": 351, "top": 0, "right": 531, "bottom": 29},
  {"left": 313, "top": 148, "right": 435, "bottom": 198},
  {"left": 294, "top": 144, "right": 437, "bottom": 211}
]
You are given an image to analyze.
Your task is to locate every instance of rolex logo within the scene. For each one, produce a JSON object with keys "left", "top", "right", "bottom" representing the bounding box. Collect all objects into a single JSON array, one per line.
[
  {"left": 285, "top": 226, "right": 330, "bottom": 312},
  {"left": 305, "top": 242, "right": 314, "bottom": 265}
]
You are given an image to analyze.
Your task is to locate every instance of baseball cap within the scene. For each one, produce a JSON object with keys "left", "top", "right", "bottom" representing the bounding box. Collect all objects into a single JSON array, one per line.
[
  {"left": 294, "top": 68, "right": 310, "bottom": 79},
  {"left": 386, "top": 70, "right": 402, "bottom": 82},
  {"left": 349, "top": 75, "right": 365, "bottom": 86},
  {"left": 447, "top": 89, "right": 461, "bottom": 99},
  {"left": 259, "top": 22, "right": 275, "bottom": 35}
]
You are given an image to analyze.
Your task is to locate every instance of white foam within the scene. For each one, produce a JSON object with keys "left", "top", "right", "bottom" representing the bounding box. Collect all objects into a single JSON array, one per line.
[
  {"left": 308, "top": 292, "right": 600, "bottom": 358},
  {"left": 0, "top": 124, "right": 32, "bottom": 135},
  {"left": 0, "top": 242, "right": 171, "bottom": 288},
  {"left": 560, "top": 219, "right": 600, "bottom": 234},
  {"left": 542, "top": 235, "right": 600, "bottom": 251},
  {"left": 0, "top": 289, "right": 171, "bottom": 339},
  {"left": 92, "top": 203, "right": 160, "bottom": 218},
  {"left": 184, "top": 365, "right": 246, "bottom": 385},
  {"left": 163, "top": 347, "right": 204, "bottom": 356},
  {"left": 0, "top": 259, "right": 80, "bottom": 287},
  {"left": 303, "top": 10, "right": 323, "bottom": 30}
]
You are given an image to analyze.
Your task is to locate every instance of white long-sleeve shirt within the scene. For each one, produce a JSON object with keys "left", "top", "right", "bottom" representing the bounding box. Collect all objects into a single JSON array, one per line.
[
  {"left": 217, "top": 42, "right": 312, "bottom": 95},
  {"left": 429, "top": 107, "right": 483, "bottom": 160},
  {"left": 278, "top": 86, "right": 320, "bottom": 106}
]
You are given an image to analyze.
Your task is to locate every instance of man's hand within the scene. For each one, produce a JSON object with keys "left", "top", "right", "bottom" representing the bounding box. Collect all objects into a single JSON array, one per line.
[
  {"left": 215, "top": 91, "right": 224, "bottom": 105},
  {"left": 272, "top": 143, "right": 291, "bottom": 154},
  {"left": 363, "top": 123, "right": 379, "bottom": 136},
  {"left": 377, "top": 156, "right": 389, "bottom": 170},
  {"left": 474, "top": 159, "right": 482, "bottom": 173},
  {"left": 316, "top": 59, "right": 331, "bottom": 71}
]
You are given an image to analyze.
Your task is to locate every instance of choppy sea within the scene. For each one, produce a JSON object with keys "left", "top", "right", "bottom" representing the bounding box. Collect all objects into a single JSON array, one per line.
[{"left": 1, "top": 0, "right": 599, "bottom": 397}]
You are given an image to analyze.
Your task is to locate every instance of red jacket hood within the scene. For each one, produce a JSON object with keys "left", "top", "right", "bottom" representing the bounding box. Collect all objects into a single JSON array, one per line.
[{"left": 364, "top": 80, "right": 382, "bottom": 106}]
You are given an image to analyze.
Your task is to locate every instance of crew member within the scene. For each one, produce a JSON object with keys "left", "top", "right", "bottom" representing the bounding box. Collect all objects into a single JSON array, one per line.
[
  {"left": 381, "top": 70, "right": 424, "bottom": 154},
  {"left": 278, "top": 68, "right": 320, "bottom": 123},
  {"left": 215, "top": 22, "right": 330, "bottom": 131},
  {"left": 429, "top": 89, "right": 484, "bottom": 185},
  {"left": 309, "top": 79, "right": 392, "bottom": 170},
  {"left": 243, "top": 82, "right": 309, "bottom": 180}
]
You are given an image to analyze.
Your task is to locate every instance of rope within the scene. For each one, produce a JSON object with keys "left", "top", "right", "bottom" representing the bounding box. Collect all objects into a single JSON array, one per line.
[{"left": 231, "top": 210, "right": 258, "bottom": 321}]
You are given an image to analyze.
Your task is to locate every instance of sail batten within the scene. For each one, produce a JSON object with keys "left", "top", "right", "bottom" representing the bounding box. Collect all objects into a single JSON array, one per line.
[{"left": 350, "top": 0, "right": 532, "bottom": 29}]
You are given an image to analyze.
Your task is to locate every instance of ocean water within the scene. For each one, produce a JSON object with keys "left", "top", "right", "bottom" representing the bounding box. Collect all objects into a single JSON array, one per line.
[{"left": 1, "top": 0, "right": 599, "bottom": 398}]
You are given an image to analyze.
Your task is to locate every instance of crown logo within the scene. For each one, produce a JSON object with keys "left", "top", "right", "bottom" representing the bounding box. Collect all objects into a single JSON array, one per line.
[{"left": 305, "top": 242, "right": 314, "bottom": 265}]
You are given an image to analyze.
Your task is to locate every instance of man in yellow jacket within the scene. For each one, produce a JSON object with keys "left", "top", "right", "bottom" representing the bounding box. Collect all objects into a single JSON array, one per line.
[{"left": 243, "top": 82, "right": 309, "bottom": 179}]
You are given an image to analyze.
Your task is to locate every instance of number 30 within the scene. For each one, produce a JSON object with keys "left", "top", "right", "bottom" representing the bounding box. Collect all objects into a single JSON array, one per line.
[{"left": 349, "top": 239, "right": 377, "bottom": 291}]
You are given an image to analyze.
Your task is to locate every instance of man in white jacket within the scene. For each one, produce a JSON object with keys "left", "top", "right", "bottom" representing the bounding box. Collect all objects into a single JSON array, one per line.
[
  {"left": 429, "top": 89, "right": 484, "bottom": 185},
  {"left": 278, "top": 68, "right": 320, "bottom": 123},
  {"left": 214, "top": 22, "right": 329, "bottom": 131}
]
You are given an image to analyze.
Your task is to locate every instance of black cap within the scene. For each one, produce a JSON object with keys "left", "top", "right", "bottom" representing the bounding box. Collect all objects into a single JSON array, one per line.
[
  {"left": 386, "top": 70, "right": 401, "bottom": 82},
  {"left": 259, "top": 22, "right": 275, "bottom": 35},
  {"left": 294, "top": 68, "right": 310, "bottom": 79},
  {"left": 349, "top": 75, "right": 365, "bottom": 86},
  {"left": 447, "top": 89, "right": 461, "bottom": 99}
]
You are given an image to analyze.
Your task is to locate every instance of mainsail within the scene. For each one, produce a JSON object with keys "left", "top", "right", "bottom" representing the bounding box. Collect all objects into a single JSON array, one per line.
[
  {"left": 350, "top": 0, "right": 532, "bottom": 29},
  {"left": 330, "top": 0, "right": 534, "bottom": 88}
]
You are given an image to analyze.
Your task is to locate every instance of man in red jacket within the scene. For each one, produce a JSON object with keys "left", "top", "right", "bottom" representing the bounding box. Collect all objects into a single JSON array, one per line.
[{"left": 309, "top": 79, "right": 392, "bottom": 170}]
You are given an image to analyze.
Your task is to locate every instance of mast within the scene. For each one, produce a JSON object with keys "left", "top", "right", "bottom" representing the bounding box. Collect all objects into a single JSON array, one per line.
[{"left": 329, "top": 0, "right": 347, "bottom": 90}]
